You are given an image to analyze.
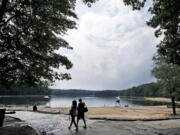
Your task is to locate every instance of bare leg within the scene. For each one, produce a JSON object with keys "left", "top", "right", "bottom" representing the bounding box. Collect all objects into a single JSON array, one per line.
[
  {"left": 77, "top": 118, "right": 79, "bottom": 127},
  {"left": 72, "top": 117, "right": 77, "bottom": 127},
  {"left": 69, "top": 116, "right": 76, "bottom": 129},
  {"left": 72, "top": 116, "right": 78, "bottom": 131},
  {"left": 83, "top": 118, "right": 87, "bottom": 128},
  {"left": 69, "top": 119, "right": 73, "bottom": 129}
]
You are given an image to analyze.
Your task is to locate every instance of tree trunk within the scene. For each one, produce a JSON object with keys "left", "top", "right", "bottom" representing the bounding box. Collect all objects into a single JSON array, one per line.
[
  {"left": 0, "top": 0, "right": 8, "bottom": 23},
  {"left": 171, "top": 96, "right": 176, "bottom": 115},
  {"left": 0, "top": 109, "right": 5, "bottom": 127}
]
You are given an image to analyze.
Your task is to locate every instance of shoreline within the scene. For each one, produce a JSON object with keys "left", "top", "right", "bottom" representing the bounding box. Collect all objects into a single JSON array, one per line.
[
  {"left": 2, "top": 106, "right": 180, "bottom": 121},
  {"left": 3, "top": 111, "right": 180, "bottom": 135},
  {"left": 145, "top": 97, "right": 180, "bottom": 104}
]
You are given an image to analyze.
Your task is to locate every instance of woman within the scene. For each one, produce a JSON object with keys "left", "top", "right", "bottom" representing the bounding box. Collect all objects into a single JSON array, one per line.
[{"left": 69, "top": 100, "right": 78, "bottom": 131}]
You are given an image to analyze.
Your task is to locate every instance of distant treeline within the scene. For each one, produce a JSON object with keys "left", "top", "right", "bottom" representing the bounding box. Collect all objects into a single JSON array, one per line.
[
  {"left": 0, "top": 86, "right": 51, "bottom": 95},
  {"left": 51, "top": 89, "right": 119, "bottom": 97},
  {"left": 51, "top": 82, "right": 162, "bottom": 97},
  {"left": 51, "top": 83, "right": 180, "bottom": 100},
  {"left": 0, "top": 82, "right": 179, "bottom": 100},
  {"left": 119, "top": 83, "right": 162, "bottom": 97}
]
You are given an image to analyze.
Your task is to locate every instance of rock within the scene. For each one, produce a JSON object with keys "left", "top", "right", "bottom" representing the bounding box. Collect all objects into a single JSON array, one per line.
[
  {"left": 4, "top": 116, "right": 21, "bottom": 123},
  {"left": 0, "top": 125, "right": 39, "bottom": 135}
]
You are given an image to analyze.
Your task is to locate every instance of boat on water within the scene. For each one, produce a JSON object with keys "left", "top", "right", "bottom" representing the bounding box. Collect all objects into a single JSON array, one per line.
[{"left": 44, "top": 96, "right": 50, "bottom": 99}]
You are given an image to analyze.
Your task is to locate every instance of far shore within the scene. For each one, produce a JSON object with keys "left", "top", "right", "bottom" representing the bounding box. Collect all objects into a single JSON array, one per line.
[
  {"left": 2, "top": 105, "right": 180, "bottom": 120},
  {"left": 0, "top": 95, "right": 49, "bottom": 97},
  {"left": 145, "top": 97, "right": 180, "bottom": 104}
]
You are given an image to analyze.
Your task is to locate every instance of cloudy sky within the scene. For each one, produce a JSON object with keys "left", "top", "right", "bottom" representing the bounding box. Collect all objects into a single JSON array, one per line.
[{"left": 53, "top": 0, "right": 160, "bottom": 90}]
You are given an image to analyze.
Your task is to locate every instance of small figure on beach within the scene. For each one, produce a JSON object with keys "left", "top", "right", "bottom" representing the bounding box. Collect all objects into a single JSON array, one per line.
[
  {"left": 33, "top": 104, "right": 37, "bottom": 111},
  {"left": 77, "top": 98, "right": 88, "bottom": 129},
  {"left": 68, "top": 100, "right": 78, "bottom": 131},
  {"left": 115, "top": 96, "right": 121, "bottom": 106}
]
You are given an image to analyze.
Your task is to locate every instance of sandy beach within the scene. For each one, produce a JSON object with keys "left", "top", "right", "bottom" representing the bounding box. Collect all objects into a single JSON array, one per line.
[
  {"left": 2, "top": 105, "right": 180, "bottom": 120},
  {"left": 145, "top": 97, "right": 180, "bottom": 104},
  {"left": 2, "top": 108, "right": 180, "bottom": 135},
  {"left": 1, "top": 106, "right": 180, "bottom": 135}
]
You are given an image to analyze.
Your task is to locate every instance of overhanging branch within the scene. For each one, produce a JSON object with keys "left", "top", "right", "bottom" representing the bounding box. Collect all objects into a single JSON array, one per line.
[{"left": 0, "top": 0, "right": 8, "bottom": 24}]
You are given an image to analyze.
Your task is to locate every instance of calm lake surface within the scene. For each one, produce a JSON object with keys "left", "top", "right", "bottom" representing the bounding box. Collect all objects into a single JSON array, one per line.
[{"left": 0, "top": 96, "right": 167, "bottom": 107}]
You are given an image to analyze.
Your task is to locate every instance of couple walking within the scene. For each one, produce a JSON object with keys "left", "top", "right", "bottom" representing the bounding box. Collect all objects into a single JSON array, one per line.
[{"left": 69, "top": 98, "right": 88, "bottom": 131}]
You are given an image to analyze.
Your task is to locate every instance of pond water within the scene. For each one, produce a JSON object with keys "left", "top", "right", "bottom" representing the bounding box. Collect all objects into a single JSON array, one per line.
[{"left": 0, "top": 96, "right": 167, "bottom": 107}]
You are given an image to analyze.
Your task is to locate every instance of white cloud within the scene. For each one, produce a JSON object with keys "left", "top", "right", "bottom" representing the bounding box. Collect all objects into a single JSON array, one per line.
[{"left": 52, "top": 0, "right": 158, "bottom": 90}]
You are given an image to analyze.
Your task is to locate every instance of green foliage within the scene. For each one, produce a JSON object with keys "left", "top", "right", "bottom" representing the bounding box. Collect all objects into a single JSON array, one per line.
[
  {"left": 0, "top": 85, "right": 51, "bottom": 95},
  {"left": 0, "top": 0, "right": 79, "bottom": 87},
  {"left": 82, "top": 0, "right": 98, "bottom": 7},
  {"left": 0, "top": 0, "right": 97, "bottom": 88},
  {"left": 52, "top": 89, "right": 120, "bottom": 97},
  {"left": 152, "top": 55, "right": 180, "bottom": 115},
  {"left": 152, "top": 62, "right": 180, "bottom": 98},
  {"left": 118, "top": 83, "right": 162, "bottom": 97},
  {"left": 123, "top": 0, "right": 146, "bottom": 10},
  {"left": 123, "top": 0, "right": 180, "bottom": 64},
  {"left": 51, "top": 82, "right": 164, "bottom": 98}
]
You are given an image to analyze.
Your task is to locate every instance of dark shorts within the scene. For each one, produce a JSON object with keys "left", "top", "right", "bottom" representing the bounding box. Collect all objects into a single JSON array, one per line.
[
  {"left": 77, "top": 113, "right": 85, "bottom": 119},
  {"left": 116, "top": 100, "right": 120, "bottom": 103}
]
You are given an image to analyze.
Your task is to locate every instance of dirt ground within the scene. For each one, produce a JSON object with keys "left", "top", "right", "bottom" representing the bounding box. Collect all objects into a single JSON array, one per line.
[
  {"left": 145, "top": 97, "right": 180, "bottom": 104},
  {"left": 3, "top": 106, "right": 180, "bottom": 120},
  {"left": 1, "top": 109, "right": 180, "bottom": 135}
]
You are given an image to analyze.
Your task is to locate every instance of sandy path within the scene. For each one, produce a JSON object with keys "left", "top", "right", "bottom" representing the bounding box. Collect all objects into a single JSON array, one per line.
[
  {"left": 3, "top": 108, "right": 180, "bottom": 135},
  {"left": 3, "top": 106, "right": 180, "bottom": 120},
  {"left": 53, "top": 119, "right": 180, "bottom": 135}
]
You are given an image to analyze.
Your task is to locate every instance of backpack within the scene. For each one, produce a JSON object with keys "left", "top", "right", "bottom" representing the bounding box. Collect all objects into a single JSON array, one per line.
[{"left": 84, "top": 105, "right": 88, "bottom": 112}]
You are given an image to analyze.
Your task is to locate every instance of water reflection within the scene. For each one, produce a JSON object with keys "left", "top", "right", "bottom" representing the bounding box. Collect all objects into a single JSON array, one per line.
[
  {"left": 0, "top": 96, "right": 50, "bottom": 106},
  {"left": 0, "top": 96, "right": 170, "bottom": 107}
]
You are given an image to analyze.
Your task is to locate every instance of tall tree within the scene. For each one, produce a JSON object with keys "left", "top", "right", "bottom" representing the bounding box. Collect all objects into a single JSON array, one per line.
[
  {"left": 123, "top": 0, "right": 180, "bottom": 64},
  {"left": 0, "top": 0, "right": 96, "bottom": 87},
  {"left": 152, "top": 56, "right": 180, "bottom": 115}
]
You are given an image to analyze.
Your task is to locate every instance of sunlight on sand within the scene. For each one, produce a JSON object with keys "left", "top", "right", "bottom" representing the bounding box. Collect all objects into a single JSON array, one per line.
[{"left": 3, "top": 106, "right": 180, "bottom": 120}]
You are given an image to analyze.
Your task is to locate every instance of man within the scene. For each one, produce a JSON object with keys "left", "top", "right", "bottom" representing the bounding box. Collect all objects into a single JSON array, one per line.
[
  {"left": 115, "top": 96, "right": 121, "bottom": 106},
  {"left": 77, "top": 98, "right": 87, "bottom": 129}
]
